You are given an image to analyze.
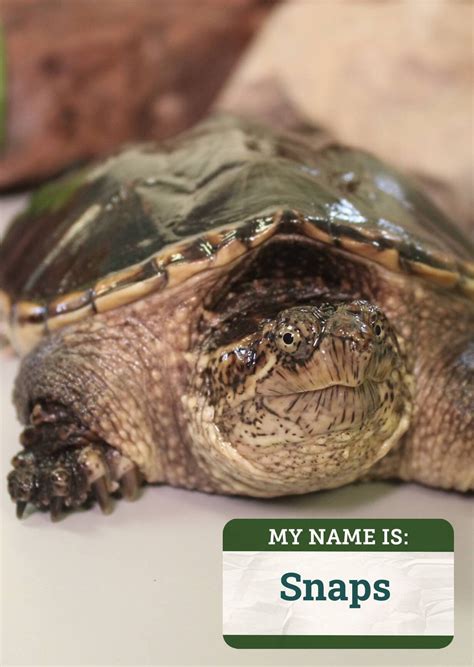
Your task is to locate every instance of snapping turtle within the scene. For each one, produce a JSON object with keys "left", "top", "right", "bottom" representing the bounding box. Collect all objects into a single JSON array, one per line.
[{"left": 1, "top": 115, "right": 473, "bottom": 520}]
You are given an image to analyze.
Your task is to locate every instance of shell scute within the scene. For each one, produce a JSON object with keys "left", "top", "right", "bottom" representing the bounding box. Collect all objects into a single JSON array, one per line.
[{"left": 1, "top": 114, "right": 472, "bottom": 353}]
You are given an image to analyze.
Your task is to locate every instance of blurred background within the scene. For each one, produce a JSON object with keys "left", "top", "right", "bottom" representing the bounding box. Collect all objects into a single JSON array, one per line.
[{"left": 0, "top": 0, "right": 472, "bottom": 236}]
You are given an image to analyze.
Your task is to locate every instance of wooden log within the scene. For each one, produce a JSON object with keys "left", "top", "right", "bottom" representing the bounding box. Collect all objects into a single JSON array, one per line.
[{"left": 0, "top": 0, "right": 275, "bottom": 189}]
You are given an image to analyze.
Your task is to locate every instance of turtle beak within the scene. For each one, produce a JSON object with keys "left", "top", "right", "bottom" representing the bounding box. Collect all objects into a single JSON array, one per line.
[{"left": 319, "top": 311, "right": 376, "bottom": 385}]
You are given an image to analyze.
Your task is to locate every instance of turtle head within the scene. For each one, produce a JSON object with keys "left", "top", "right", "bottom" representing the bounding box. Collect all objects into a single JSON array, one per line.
[{"left": 190, "top": 300, "right": 412, "bottom": 496}]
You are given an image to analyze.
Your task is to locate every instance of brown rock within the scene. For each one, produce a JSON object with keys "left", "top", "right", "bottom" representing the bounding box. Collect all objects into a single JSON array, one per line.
[{"left": 0, "top": 0, "right": 276, "bottom": 189}]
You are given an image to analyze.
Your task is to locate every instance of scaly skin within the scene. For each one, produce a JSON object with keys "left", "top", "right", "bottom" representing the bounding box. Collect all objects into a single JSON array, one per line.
[
  {"left": 367, "top": 283, "right": 474, "bottom": 491},
  {"left": 7, "top": 241, "right": 474, "bottom": 518}
]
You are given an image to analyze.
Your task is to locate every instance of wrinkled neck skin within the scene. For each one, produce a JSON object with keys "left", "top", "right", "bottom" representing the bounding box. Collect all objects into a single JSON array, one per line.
[{"left": 187, "top": 296, "right": 412, "bottom": 496}]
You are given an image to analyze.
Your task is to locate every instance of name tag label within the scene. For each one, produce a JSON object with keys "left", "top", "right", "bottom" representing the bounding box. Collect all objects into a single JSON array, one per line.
[{"left": 223, "top": 519, "right": 453, "bottom": 649}]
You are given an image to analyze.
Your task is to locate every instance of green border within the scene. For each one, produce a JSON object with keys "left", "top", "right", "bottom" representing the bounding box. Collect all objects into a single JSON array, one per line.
[
  {"left": 223, "top": 519, "right": 454, "bottom": 551},
  {"left": 223, "top": 635, "right": 453, "bottom": 649}
]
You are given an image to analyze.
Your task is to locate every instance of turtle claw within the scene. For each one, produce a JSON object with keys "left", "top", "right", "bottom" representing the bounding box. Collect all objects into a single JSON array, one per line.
[
  {"left": 50, "top": 497, "right": 63, "bottom": 522},
  {"left": 8, "top": 439, "right": 141, "bottom": 519},
  {"left": 119, "top": 467, "right": 141, "bottom": 500},
  {"left": 16, "top": 501, "right": 27, "bottom": 519},
  {"left": 92, "top": 476, "right": 113, "bottom": 514}
]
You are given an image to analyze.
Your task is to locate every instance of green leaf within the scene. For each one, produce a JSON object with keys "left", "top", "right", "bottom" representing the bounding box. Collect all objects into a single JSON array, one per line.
[{"left": 26, "top": 170, "right": 86, "bottom": 216}]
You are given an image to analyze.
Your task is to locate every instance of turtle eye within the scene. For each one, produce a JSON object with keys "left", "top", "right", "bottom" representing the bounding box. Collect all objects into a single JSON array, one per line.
[
  {"left": 276, "top": 326, "right": 301, "bottom": 354},
  {"left": 373, "top": 320, "right": 385, "bottom": 341}
]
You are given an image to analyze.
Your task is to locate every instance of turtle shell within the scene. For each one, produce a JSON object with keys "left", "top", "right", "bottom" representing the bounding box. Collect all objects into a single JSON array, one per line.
[{"left": 1, "top": 114, "right": 473, "bottom": 354}]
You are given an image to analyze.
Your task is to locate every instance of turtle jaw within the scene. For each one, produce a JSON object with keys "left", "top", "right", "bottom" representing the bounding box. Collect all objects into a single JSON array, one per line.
[
  {"left": 251, "top": 378, "right": 400, "bottom": 438},
  {"left": 186, "top": 371, "right": 412, "bottom": 498},
  {"left": 219, "top": 368, "right": 411, "bottom": 490}
]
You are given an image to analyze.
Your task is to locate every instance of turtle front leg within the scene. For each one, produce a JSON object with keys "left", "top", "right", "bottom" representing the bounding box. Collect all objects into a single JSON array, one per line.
[{"left": 7, "top": 401, "right": 143, "bottom": 520}]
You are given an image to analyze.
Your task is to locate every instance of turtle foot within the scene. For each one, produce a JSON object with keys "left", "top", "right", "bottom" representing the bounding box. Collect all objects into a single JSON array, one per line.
[
  {"left": 8, "top": 444, "right": 143, "bottom": 520},
  {"left": 7, "top": 403, "right": 143, "bottom": 520}
]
